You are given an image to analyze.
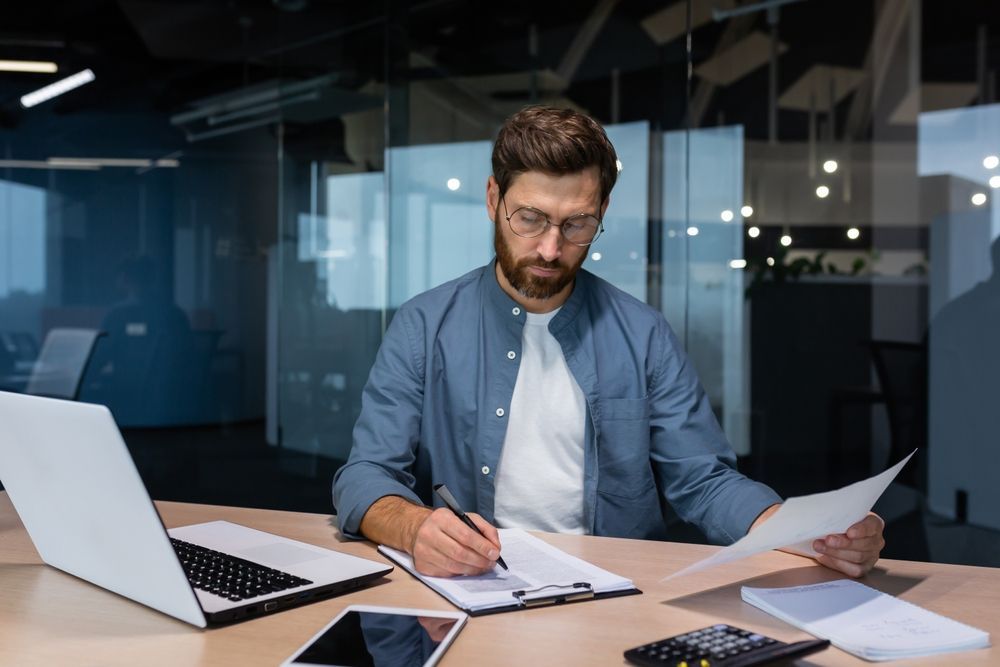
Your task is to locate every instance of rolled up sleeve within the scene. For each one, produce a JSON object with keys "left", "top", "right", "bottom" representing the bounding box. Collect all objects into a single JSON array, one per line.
[
  {"left": 649, "top": 319, "right": 781, "bottom": 544},
  {"left": 332, "top": 307, "right": 426, "bottom": 539}
]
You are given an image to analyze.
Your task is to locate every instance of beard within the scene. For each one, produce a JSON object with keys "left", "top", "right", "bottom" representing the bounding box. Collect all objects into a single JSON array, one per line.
[{"left": 493, "top": 217, "right": 585, "bottom": 301}]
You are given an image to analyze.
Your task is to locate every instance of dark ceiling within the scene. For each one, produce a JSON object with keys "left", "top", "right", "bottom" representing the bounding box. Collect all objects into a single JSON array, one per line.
[{"left": 1, "top": 0, "right": 998, "bottom": 148}]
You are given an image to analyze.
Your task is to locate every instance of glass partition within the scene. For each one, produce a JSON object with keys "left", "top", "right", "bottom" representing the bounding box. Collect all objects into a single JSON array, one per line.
[{"left": 2, "top": 0, "right": 999, "bottom": 567}]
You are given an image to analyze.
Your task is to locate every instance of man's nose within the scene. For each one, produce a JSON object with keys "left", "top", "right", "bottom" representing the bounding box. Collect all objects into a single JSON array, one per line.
[{"left": 536, "top": 224, "right": 563, "bottom": 261}]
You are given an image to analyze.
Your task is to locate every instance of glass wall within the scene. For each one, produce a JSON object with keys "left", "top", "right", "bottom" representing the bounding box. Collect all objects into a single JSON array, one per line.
[{"left": 2, "top": 0, "right": 998, "bottom": 566}]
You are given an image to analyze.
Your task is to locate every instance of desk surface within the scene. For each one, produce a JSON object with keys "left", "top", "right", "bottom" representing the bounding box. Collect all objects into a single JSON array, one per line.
[{"left": 1, "top": 492, "right": 996, "bottom": 666}]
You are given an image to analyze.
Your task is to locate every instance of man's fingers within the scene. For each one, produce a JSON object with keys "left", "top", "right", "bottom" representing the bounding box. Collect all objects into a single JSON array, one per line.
[
  {"left": 847, "top": 513, "right": 884, "bottom": 539},
  {"left": 412, "top": 509, "right": 498, "bottom": 576},
  {"left": 817, "top": 534, "right": 884, "bottom": 553},
  {"left": 437, "top": 513, "right": 499, "bottom": 563},
  {"left": 468, "top": 512, "right": 502, "bottom": 550},
  {"left": 414, "top": 533, "right": 492, "bottom": 576},
  {"left": 815, "top": 554, "right": 870, "bottom": 578}
]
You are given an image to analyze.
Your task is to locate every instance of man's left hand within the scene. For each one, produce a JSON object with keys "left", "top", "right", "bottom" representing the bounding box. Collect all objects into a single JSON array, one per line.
[{"left": 812, "top": 512, "right": 886, "bottom": 578}]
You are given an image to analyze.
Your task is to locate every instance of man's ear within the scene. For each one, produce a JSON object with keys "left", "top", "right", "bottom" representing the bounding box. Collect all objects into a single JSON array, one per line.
[{"left": 486, "top": 176, "right": 500, "bottom": 220}]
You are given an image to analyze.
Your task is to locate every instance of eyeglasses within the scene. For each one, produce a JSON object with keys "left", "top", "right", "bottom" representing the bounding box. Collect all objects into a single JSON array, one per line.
[{"left": 501, "top": 195, "right": 603, "bottom": 247}]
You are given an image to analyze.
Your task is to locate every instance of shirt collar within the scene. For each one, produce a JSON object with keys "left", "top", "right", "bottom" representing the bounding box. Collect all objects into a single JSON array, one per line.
[{"left": 483, "top": 258, "right": 587, "bottom": 332}]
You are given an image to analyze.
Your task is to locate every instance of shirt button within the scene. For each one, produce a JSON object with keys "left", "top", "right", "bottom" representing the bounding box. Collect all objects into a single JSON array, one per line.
[
  {"left": 512, "top": 307, "right": 521, "bottom": 316},
  {"left": 481, "top": 465, "right": 490, "bottom": 475},
  {"left": 495, "top": 408, "right": 505, "bottom": 417},
  {"left": 507, "top": 350, "right": 516, "bottom": 360}
]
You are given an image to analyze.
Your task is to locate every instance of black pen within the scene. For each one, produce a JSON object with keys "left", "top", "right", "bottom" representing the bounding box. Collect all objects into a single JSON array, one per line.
[{"left": 433, "top": 483, "right": 509, "bottom": 571}]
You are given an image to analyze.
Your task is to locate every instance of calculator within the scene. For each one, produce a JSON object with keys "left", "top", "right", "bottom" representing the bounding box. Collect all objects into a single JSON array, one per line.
[{"left": 624, "top": 624, "right": 829, "bottom": 666}]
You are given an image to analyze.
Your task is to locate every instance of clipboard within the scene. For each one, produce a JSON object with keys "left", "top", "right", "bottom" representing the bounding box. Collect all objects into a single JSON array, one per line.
[
  {"left": 377, "top": 531, "right": 642, "bottom": 617},
  {"left": 469, "top": 581, "right": 642, "bottom": 617}
]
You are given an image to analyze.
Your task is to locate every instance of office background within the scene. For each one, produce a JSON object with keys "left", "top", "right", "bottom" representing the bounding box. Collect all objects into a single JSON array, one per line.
[{"left": 0, "top": 0, "right": 997, "bottom": 568}]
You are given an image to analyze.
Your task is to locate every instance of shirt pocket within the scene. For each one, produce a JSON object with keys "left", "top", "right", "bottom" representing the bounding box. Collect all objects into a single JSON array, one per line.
[{"left": 596, "top": 397, "right": 654, "bottom": 499}]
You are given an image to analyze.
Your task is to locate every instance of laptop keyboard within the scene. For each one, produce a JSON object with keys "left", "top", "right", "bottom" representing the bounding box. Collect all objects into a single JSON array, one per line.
[{"left": 171, "top": 538, "right": 314, "bottom": 602}]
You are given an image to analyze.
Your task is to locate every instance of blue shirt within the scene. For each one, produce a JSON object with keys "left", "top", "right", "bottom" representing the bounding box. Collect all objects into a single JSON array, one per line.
[{"left": 333, "top": 262, "right": 781, "bottom": 544}]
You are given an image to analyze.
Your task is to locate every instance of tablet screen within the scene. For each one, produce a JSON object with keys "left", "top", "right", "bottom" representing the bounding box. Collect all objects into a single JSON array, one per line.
[{"left": 290, "top": 611, "right": 461, "bottom": 667}]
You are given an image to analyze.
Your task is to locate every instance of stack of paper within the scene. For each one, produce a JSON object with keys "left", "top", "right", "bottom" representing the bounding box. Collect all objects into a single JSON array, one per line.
[
  {"left": 742, "top": 580, "right": 991, "bottom": 661},
  {"left": 379, "top": 528, "right": 636, "bottom": 614}
]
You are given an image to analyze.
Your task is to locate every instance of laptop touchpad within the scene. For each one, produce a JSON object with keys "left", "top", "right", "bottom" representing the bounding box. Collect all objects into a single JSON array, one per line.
[{"left": 239, "top": 543, "right": 328, "bottom": 566}]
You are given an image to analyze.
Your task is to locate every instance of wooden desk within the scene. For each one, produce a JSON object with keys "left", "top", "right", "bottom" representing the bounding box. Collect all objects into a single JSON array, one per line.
[{"left": 1, "top": 492, "right": 996, "bottom": 666}]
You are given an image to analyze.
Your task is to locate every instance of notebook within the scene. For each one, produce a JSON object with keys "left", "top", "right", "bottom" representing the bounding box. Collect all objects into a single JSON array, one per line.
[
  {"left": 379, "top": 528, "right": 640, "bottom": 615},
  {"left": 741, "top": 579, "right": 991, "bottom": 661},
  {"left": 0, "top": 391, "right": 393, "bottom": 627}
]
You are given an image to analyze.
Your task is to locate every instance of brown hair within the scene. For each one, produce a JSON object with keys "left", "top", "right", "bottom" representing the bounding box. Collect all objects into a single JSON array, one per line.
[{"left": 491, "top": 106, "right": 619, "bottom": 203}]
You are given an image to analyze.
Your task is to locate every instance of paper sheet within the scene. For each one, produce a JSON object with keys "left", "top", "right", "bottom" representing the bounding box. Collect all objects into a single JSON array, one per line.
[
  {"left": 741, "top": 580, "right": 990, "bottom": 660},
  {"left": 662, "top": 450, "right": 916, "bottom": 581},
  {"left": 379, "top": 528, "right": 634, "bottom": 612}
]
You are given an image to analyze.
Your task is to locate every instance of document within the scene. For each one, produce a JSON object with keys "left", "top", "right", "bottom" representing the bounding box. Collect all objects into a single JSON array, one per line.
[
  {"left": 663, "top": 450, "right": 916, "bottom": 581},
  {"left": 378, "top": 528, "right": 637, "bottom": 614},
  {"left": 741, "top": 579, "right": 991, "bottom": 661}
]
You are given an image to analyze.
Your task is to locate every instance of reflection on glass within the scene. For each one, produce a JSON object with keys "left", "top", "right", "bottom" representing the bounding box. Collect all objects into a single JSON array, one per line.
[
  {"left": 662, "top": 126, "right": 748, "bottom": 454},
  {"left": 293, "top": 611, "right": 457, "bottom": 667},
  {"left": 588, "top": 122, "right": 649, "bottom": 301},
  {"left": 388, "top": 141, "right": 493, "bottom": 307},
  {"left": 919, "top": 104, "right": 1000, "bottom": 531}
]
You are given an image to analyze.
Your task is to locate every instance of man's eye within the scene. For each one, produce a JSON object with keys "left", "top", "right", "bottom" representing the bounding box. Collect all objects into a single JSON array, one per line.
[
  {"left": 565, "top": 221, "right": 585, "bottom": 233},
  {"left": 517, "top": 211, "right": 543, "bottom": 225}
]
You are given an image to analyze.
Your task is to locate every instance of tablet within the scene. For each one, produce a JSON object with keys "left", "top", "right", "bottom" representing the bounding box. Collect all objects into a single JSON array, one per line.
[{"left": 281, "top": 604, "right": 468, "bottom": 667}]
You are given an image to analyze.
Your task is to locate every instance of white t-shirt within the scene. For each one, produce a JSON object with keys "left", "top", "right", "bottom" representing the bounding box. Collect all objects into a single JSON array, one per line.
[{"left": 493, "top": 308, "right": 587, "bottom": 534}]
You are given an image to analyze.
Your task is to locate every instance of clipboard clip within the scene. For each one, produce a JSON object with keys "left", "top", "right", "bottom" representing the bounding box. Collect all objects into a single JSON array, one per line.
[{"left": 511, "top": 582, "right": 595, "bottom": 607}]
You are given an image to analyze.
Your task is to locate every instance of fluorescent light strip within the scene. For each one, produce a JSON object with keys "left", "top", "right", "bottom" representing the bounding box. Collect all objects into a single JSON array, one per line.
[
  {"left": 0, "top": 157, "right": 179, "bottom": 171},
  {"left": 20, "top": 68, "right": 95, "bottom": 108},
  {"left": 0, "top": 159, "right": 98, "bottom": 171},
  {"left": 47, "top": 157, "right": 180, "bottom": 168},
  {"left": 0, "top": 59, "right": 58, "bottom": 73}
]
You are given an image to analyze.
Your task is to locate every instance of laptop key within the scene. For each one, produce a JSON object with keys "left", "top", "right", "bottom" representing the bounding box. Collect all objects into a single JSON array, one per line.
[{"left": 170, "top": 538, "right": 313, "bottom": 601}]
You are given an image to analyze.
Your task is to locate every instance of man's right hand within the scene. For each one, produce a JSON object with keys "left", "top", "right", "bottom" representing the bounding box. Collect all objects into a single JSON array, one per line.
[
  {"left": 358, "top": 496, "right": 502, "bottom": 578},
  {"left": 410, "top": 508, "right": 501, "bottom": 577}
]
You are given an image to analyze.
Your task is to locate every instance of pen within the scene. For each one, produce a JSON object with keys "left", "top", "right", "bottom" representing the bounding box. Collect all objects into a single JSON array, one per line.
[{"left": 433, "top": 483, "right": 509, "bottom": 571}]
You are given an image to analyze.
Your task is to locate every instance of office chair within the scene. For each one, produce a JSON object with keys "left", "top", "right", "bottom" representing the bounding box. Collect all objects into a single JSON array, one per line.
[
  {"left": 25, "top": 328, "right": 104, "bottom": 400},
  {"left": 869, "top": 340, "right": 928, "bottom": 493}
]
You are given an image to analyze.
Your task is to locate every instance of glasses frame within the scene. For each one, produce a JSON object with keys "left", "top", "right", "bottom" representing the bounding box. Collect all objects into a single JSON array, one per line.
[{"left": 500, "top": 194, "right": 604, "bottom": 247}]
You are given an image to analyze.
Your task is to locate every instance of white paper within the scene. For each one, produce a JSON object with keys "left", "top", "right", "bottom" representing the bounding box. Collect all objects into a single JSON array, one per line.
[
  {"left": 662, "top": 450, "right": 916, "bottom": 581},
  {"left": 741, "top": 580, "right": 990, "bottom": 661},
  {"left": 379, "top": 528, "right": 634, "bottom": 612}
]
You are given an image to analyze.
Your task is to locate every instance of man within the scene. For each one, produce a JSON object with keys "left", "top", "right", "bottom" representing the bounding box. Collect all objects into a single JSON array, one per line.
[{"left": 333, "top": 106, "right": 884, "bottom": 578}]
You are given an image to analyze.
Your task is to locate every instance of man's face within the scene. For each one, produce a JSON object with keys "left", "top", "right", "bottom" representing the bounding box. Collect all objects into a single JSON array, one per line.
[{"left": 487, "top": 168, "right": 607, "bottom": 309}]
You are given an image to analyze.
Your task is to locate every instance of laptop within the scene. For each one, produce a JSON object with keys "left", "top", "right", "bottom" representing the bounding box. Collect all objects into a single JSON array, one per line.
[{"left": 0, "top": 391, "right": 392, "bottom": 627}]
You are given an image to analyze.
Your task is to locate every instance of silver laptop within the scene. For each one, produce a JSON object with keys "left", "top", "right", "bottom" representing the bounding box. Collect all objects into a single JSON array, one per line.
[{"left": 0, "top": 391, "right": 392, "bottom": 627}]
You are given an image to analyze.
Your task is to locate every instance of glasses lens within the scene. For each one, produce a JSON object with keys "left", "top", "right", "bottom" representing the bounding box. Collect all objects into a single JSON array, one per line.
[
  {"left": 563, "top": 216, "right": 601, "bottom": 244},
  {"left": 509, "top": 208, "right": 548, "bottom": 237}
]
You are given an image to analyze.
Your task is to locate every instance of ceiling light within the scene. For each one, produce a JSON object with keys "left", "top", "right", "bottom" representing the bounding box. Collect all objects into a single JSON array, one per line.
[
  {"left": 729, "top": 259, "right": 747, "bottom": 269},
  {"left": 747, "top": 226, "right": 760, "bottom": 238},
  {"left": 446, "top": 178, "right": 461, "bottom": 191},
  {"left": 591, "top": 252, "right": 602, "bottom": 261},
  {"left": 847, "top": 227, "right": 860, "bottom": 240},
  {"left": 815, "top": 185, "right": 830, "bottom": 198},
  {"left": 984, "top": 155, "right": 1000, "bottom": 169},
  {"left": 0, "top": 159, "right": 98, "bottom": 171},
  {"left": 46, "top": 157, "right": 180, "bottom": 169},
  {"left": 990, "top": 175, "right": 1000, "bottom": 189},
  {"left": 971, "top": 192, "right": 987, "bottom": 206},
  {"left": 720, "top": 209, "right": 734, "bottom": 222},
  {"left": 780, "top": 234, "right": 792, "bottom": 246},
  {"left": 615, "top": 159, "right": 623, "bottom": 173},
  {"left": 687, "top": 226, "right": 699, "bottom": 236},
  {"left": 766, "top": 257, "right": 775, "bottom": 266},
  {"left": 740, "top": 205, "right": 753, "bottom": 217},
  {"left": 20, "top": 69, "right": 95, "bottom": 108},
  {"left": 0, "top": 59, "right": 58, "bottom": 73},
  {"left": 822, "top": 159, "right": 839, "bottom": 174}
]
